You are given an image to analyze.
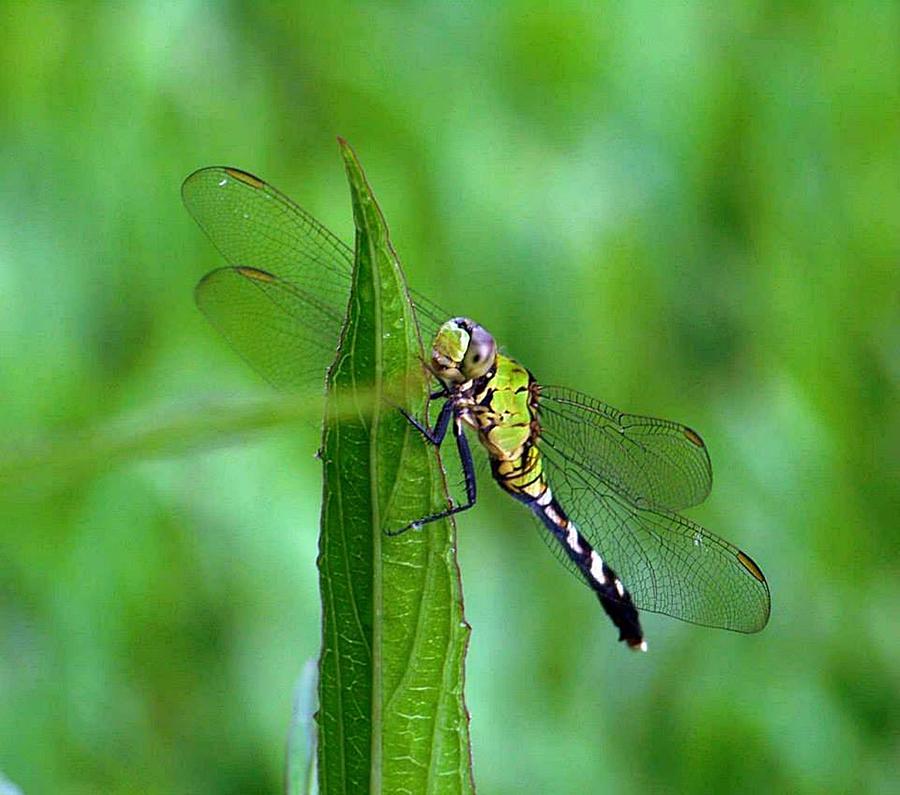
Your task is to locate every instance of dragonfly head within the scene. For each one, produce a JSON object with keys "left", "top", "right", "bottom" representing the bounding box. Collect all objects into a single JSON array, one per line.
[{"left": 430, "top": 317, "right": 497, "bottom": 384}]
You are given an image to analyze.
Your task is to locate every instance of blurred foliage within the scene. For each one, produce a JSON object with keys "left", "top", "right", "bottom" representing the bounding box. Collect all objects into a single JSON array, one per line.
[{"left": 0, "top": 2, "right": 897, "bottom": 794}]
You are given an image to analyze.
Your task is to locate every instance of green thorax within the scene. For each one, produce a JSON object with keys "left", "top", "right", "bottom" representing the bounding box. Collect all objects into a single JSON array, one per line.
[{"left": 462, "top": 353, "right": 538, "bottom": 463}]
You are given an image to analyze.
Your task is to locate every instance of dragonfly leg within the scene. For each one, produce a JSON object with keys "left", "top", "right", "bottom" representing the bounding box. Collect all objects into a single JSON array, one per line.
[
  {"left": 387, "top": 416, "right": 477, "bottom": 536},
  {"left": 401, "top": 398, "right": 453, "bottom": 446},
  {"left": 421, "top": 383, "right": 450, "bottom": 432}
]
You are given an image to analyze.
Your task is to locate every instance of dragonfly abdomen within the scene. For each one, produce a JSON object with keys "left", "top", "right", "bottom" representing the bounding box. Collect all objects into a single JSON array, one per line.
[
  {"left": 472, "top": 355, "right": 646, "bottom": 649},
  {"left": 525, "top": 482, "right": 646, "bottom": 651}
]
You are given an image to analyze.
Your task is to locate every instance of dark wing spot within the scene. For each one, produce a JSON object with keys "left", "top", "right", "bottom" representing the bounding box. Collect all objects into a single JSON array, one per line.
[
  {"left": 684, "top": 427, "right": 705, "bottom": 447},
  {"left": 235, "top": 265, "right": 277, "bottom": 282},
  {"left": 737, "top": 550, "right": 767, "bottom": 584},
  {"left": 224, "top": 168, "right": 265, "bottom": 189},
  {"left": 236, "top": 266, "right": 277, "bottom": 283}
]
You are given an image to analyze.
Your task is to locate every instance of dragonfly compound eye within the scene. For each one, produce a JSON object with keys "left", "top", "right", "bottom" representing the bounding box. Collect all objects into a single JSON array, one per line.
[{"left": 462, "top": 323, "right": 497, "bottom": 379}]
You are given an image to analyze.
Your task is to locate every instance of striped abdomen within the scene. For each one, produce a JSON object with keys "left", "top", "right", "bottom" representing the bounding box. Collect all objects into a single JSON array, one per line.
[{"left": 493, "top": 446, "right": 646, "bottom": 650}]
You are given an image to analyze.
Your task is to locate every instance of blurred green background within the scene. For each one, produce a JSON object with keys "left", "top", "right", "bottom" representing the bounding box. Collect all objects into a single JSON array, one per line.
[{"left": 1, "top": 2, "right": 897, "bottom": 793}]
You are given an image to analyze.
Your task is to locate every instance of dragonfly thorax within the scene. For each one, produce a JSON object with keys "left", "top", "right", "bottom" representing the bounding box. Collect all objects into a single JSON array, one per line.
[{"left": 430, "top": 317, "right": 497, "bottom": 384}]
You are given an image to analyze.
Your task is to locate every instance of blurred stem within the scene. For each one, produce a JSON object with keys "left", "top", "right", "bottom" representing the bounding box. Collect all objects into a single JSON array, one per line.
[{"left": 0, "top": 389, "right": 379, "bottom": 495}]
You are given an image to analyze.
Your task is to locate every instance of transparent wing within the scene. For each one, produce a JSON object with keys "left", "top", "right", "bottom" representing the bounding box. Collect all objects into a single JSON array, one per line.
[
  {"left": 537, "top": 425, "right": 770, "bottom": 633},
  {"left": 193, "top": 265, "right": 343, "bottom": 391},
  {"left": 539, "top": 386, "right": 712, "bottom": 511},
  {"left": 183, "top": 167, "right": 355, "bottom": 303},
  {"left": 182, "top": 167, "right": 448, "bottom": 390}
]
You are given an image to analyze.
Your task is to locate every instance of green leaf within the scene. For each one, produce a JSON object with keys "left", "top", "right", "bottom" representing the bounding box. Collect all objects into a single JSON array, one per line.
[{"left": 316, "top": 140, "right": 474, "bottom": 794}]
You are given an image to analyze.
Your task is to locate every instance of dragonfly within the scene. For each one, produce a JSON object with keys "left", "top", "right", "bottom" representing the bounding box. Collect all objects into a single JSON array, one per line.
[{"left": 182, "top": 165, "right": 771, "bottom": 650}]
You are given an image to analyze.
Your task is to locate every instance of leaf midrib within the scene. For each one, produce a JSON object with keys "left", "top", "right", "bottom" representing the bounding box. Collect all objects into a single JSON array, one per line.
[{"left": 366, "top": 225, "right": 386, "bottom": 795}]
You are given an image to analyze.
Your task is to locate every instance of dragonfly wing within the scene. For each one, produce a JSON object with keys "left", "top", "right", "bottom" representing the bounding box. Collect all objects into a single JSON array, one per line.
[
  {"left": 182, "top": 166, "right": 355, "bottom": 293},
  {"left": 538, "top": 385, "right": 712, "bottom": 511},
  {"left": 195, "top": 266, "right": 343, "bottom": 391},
  {"left": 184, "top": 166, "right": 450, "bottom": 387},
  {"left": 537, "top": 438, "right": 770, "bottom": 633},
  {"left": 183, "top": 167, "right": 353, "bottom": 391}
]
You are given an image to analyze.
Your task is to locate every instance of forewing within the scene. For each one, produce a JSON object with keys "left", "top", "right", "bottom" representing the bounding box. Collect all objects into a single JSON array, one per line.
[
  {"left": 183, "top": 166, "right": 449, "bottom": 387},
  {"left": 182, "top": 166, "right": 355, "bottom": 296},
  {"left": 539, "top": 386, "right": 712, "bottom": 511},
  {"left": 538, "top": 438, "right": 770, "bottom": 633}
]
